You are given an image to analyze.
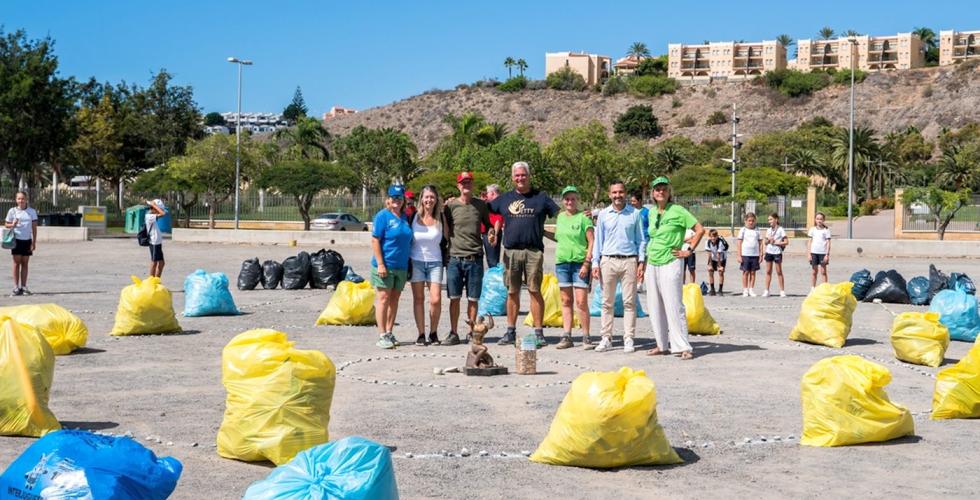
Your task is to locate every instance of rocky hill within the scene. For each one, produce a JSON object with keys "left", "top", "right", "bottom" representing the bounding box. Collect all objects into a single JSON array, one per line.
[{"left": 324, "top": 64, "right": 980, "bottom": 155}]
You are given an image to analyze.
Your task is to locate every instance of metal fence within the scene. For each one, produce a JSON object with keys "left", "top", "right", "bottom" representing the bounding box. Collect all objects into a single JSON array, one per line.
[
  {"left": 675, "top": 195, "right": 808, "bottom": 230},
  {"left": 902, "top": 195, "right": 980, "bottom": 232}
]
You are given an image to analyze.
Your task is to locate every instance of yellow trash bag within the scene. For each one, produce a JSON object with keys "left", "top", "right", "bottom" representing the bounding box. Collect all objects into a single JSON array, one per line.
[
  {"left": 315, "top": 281, "right": 376, "bottom": 326},
  {"left": 0, "top": 316, "right": 61, "bottom": 437},
  {"left": 0, "top": 303, "right": 88, "bottom": 355},
  {"left": 217, "top": 329, "right": 336, "bottom": 465},
  {"left": 891, "top": 311, "right": 950, "bottom": 368},
  {"left": 789, "top": 282, "right": 857, "bottom": 348},
  {"left": 524, "top": 274, "right": 579, "bottom": 327},
  {"left": 801, "top": 355, "right": 914, "bottom": 447},
  {"left": 932, "top": 341, "right": 980, "bottom": 419},
  {"left": 110, "top": 276, "right": 181, "bottom": 335},
  {"left": 530, "top": 367, "right": 681, "bottom": 468},
  {"left": 683, "top": 283, "right": 721, "bottom": 335}
]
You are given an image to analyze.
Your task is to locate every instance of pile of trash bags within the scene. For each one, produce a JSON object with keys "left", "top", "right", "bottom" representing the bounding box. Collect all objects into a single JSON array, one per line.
[
  {"left": 683, "top": 283, "right": 720, "bottom": 335},
  {"left": 0, "top": 303, "right": 88, "bottom": 355},
  {"left": 800, "top": 355, "right": 914, "bottom": 447},
  {"left": 525, "top": 274, "right": 578, "bottom": 327},
  {"left": 932, "top": 342, "right": 980, "bottom": 419},
  {"left": 853, "top": 264, "right": 977, "bottom": 306},
  {"left": 478, "top": 265, "right": 506, "bottom": 316},
  {"left": 929, "top": 287, "right": 980, "bottom": 342},
  {"left": 530, "top": 367, "right": 681, "bottom": 468},
  {"left": 589, "top": 283, "right": 647, "bottom": 318},
  {"left": 183, "top": 269, "right": 240, "bottom": 317},
  {"left": 0, "top": 430, "right": 182, "bottom": 499},
  {"left": 217, "top": 329, "right": 336, "bottom": 465},
  {"left": 0, "top": 316, "right": 60, "bottom": 436},
  {"left": 890, "top": 311, "right": 949, "bottom": 367},
  {"left": 240, "top": 249, "right": 348, "bottom": 291},
  {"left": 789, "top": 282, "right": 857, "bottom": 348},
  {"left": 316, "top": 281, "right": 376, "bottom": 326},
  {"left": 243, "top": 436, "right": 399, "bottom": 500},
  {"left": 110, "top": 276, "right": 181, "bottom": 335}
]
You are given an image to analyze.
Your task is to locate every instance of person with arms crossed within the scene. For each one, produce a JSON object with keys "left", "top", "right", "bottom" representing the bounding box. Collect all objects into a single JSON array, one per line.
[{"left": 762, "top": 212, "right": 788, "bottom": 297}]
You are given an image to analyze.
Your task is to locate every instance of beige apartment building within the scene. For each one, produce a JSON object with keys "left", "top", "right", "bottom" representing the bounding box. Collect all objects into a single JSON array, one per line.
[
  {"left": 667, "top": 40, "right": 786, "bottom": 82},
  {"left": 795, "top": 33, "right": 923, "bottom": 72},
  {"left": 940, "top": 30, "right": 980, "bottom": 65},
  {"left": 545, "top": 52, "right": 611, "bottom": 86}
]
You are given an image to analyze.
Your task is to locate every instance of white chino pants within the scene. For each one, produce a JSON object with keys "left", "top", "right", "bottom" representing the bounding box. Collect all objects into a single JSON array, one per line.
[{"left": 644, "top": 258, "right": 693, "bottom": 353}]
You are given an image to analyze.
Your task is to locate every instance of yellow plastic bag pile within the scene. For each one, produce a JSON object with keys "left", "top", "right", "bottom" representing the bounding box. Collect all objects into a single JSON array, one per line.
[
  {"left": 525, "top": 274, "right": 579, "bottom": 327},
  {"left": 217, "top": 329, "right": 336, "bottom": 465},
  {"left": 316, "top": 281, "right": 376, "bottom": 326},
  {"left": 530, "top": 367, "right": 681, "bottom": 468},
  {"left": 110, "top": 276, "right": 181, "bottom": 335},
  {"left": 801, "top": 355, "right": 914, "bottom": 447},
  {"left": 683, "top": 283, "right": 721, "bottom": 335},
  {"left": 0, "top": 303, "right": 88, "bottom": 355},
  {"left": 789, "top": 282, "right": 857, "bottom": 348},
  {"left": 891, "top": 311, "right": 950, "bottom": 368},
  {"left": 932, "top": 341, "right": 980, "bottom": 419},
  {"left": 0, "top": 316, "right": 61, "bottom": 437}
]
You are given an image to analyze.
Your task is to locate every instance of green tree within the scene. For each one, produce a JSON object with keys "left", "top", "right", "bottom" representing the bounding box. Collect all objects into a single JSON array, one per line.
[
  {"left": 936, "top": 143, "right": 980, "bottom": 191},
  {"left": 613, "top": 105, "right": 662, "bottom": 139},
  {"left": 634, "top": 56, "right": 668, "bottom": 77},
  {"left": 627, "top": 42, "right": 651, "bottom": 61},
  {"left": 705, "top": 111, "right": 728, "bottom": 125},
  {"left": 776, "top": 34, "right": 794, "bottom": 48},
  {"left": 274, "top": 116, "right": 330, "bottom": 159},
  {"left": 334, "top": 125, "right": 419, "bottom": 208},
  {"left": 516, "top": 58, "right": 528, "bottom": 76},
  {"left": 504, "top": 57, "right": 516, "bottom": 78},
  {"left": 671, "top": 165, "right": 730, "bottom": 196},
  {"left": 901, "top": 187, "right": 971, "bottom": 240},
  {"left": 627, "top": 75, "right": 678, "bottom": 96},
  {"left": 169, "top": 133, "right": 256, "bottom": 229},
  {"left": 204, "top": 112, "right": 226, "bottom": 126},
  {"left": 133, "top": 69, "right": 203, "bottom": 167},
  {"left": 617, "top": 139, "right": 659, "bottom": 194},
  {"left": 843, "top": 29, "right": 861, "bottom": 37},
  {"left": 545, "top": 121, "right": 618, "bottom": 204},
  {"left": 913, "top": 27, "right": 938, "bottom": 66},
  {"left": 601, "top": 76, "right": 628, "bottom": 96},
  {"left": 832, "top": 126, "right": 880, "bottom": 200},
  {"left": 282, "top": 86, "right": 308, "bottom": 123},
  {"left": 258, "top": 159, "right": 356, "bottom": 230},
  {"left": 130, "top": 165, "right": 198, "bottom": 228},
  {"left": 70, "top": 93, "right": 124, "bottom": 203},
  {"left": 819, "top": 27, "right": 835, "bottom": 40},
  {"left": 546, "top": 66, "right": 587, "bottom": 91}
]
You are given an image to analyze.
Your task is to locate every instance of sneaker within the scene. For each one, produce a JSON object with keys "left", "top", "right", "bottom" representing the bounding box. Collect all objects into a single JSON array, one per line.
[
  {"left": 762, "top": 289, "right": 770, "bottom": 297},
  {"left": 582, "top": 335, "right": 595, "bottom": 350},
  {"left": 428, "top": 332, "right": 441, "bottom": 345},
  {"left": 535, "top": 332, "right": 547, "bottom": 348},
  {"left": 444, "top": 332, "right": 461, "bottom": 346},
  {"left": 748, "top": 289, "right": 757, "bottom": 297},
  {"left": 779, "top": 290, "right": 787, "bottom": 297},
  {"left": 594, "top": 337, "right": 612, "bottom": 352},
  {"left": 623, "top": 337, "right": 635, "bottom": 353},
  {"left": 376, "top": 333, "right": 396, "bottom": 349},
  {"left": 20, "top": 288, "right": 31, "bottom": 296},
  {"left": 12, "top": 288, "right": 22, "bottom": 296},
  {"left": 742, "top": 289, "right": 749, "bottom": 297},
  {"left": 709, "top": 288, "right": 716, "bottom": 296},
  {"left": 415, "top": 335, "right": 427, "bottom": 346},
  {"left": 556, "top": 335, "right": 573, "bottom": 349},
  {"left": 497, "top": 330, "right": 515, "bottom": 345}
]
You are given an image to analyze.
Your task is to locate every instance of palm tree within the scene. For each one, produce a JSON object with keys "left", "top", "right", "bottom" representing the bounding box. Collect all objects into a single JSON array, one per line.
[
  {"left": 831, "top": 126, "right": 880, "bottom": 200},
  {"left": 913, "top": 27, "right": 937, "bottom": 50},
  {"left": 936, "top": 144, "right": 977, "bottom": 191},
  {"left": 504, "top": 57, "right": 516, "bottom": 78},
  {"left": 819, "top": 27, "right": 835, "bottom": 40},
  {"left": 789, "top": 149, "right": 840, "bottom": 189},
  {"left": 516, "top": 58, "right": 528, "bottom": 76},
  {"left": 475, "top": 122, "right": 508, "bottom": 147},
  {"left": 273, "top": 116, "right": 330, "bottom": 160},
  {"left": 654, "top": 145, "right": 685, "bottom": 173},
  {"left": 627, "top": 42, "right": 650, "bottom": 62},
  {"left": 776, "top": 34, "right": 794, "bottom": 48},
  {"left": 843, "top": 29, "right": 861, "bottom": 37}
]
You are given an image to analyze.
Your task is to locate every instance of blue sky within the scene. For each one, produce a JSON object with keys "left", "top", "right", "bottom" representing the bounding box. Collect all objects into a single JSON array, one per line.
[{"left": 6, "top": 0, "right": 979, "bottom": 115}]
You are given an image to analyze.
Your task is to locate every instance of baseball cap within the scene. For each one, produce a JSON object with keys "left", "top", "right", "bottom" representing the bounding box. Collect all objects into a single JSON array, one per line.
[
  {"left": 387, "top": 185, "right": 406, "bottom": 198},
  {"left": 560, "top": 185, "right": 579, "bottom": 197},
  {"left": 457, "top": 171, "right": 474, "bottom": 183},
  {"left": 152, "top": 199, "right": 166, "bottom": 211},
  {"left": 651, "top": 176, "right": 671, "bottom": 187}
]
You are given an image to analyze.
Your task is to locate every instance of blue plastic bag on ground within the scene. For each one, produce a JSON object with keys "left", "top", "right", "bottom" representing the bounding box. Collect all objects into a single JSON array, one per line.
[
  {"left": 344, "top": 265, "right": 365, "bottom": 284},
  {"left": 930, "top": 288, "right": 980, "bottom": 342},
  {"left": 850, "top": 269, "right": 874, "bottom": 301},
  {"left": 478, "top": 265, "right": 506, "bottom": 316},
  {"left": 950, "top": 273, "right": 976, "bottom": 295},
  {"left": 0, "top": 429, "right": 182, "bottom": 499},
  {"left": 589, "top": 283, "right": 648, "bottom": 318},
  {"left": 907, "top": 276, "right": 930, "bottom": 306},
  {"left": 184, "top": 269, "right": 240, "bottom": 316},
  {"left": 243, "top": 436, "right": 398, "bottom": 500}
]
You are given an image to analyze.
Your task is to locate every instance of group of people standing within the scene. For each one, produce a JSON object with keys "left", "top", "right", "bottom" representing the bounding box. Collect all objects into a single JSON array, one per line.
[{"left": 369, "top": 162, "right": 703, "bottom": 360}]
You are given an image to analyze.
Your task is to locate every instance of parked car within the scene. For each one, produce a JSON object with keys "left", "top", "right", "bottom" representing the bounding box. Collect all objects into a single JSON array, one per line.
[{"left": 311, "top": 212, "right": 368, "bottom": 231}]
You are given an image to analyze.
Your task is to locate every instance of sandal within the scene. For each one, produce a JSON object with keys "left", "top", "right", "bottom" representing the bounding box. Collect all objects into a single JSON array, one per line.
[
  {"left": 646, "top": 347, "right": 667, "bottom": 356},
  {"left": 679, "top": 351, "right": 694, "bottom": 360}
]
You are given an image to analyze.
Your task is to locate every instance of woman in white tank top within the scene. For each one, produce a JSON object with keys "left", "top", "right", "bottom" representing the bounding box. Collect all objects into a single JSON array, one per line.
[{"left": 410, "top": 185, "right": 446, "bottom": 346}]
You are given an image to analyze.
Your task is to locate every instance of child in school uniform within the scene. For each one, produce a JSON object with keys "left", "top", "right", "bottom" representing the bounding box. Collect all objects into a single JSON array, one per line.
[
  {"left": 807, "top": 211, "right": 832, "bottom": 291},
  {"left": 762, "top": 212, "right": 788, "bottom": 297},
  {"left": 736, "top": 212, "right": 763, "bottom": 297},
  {"left": 683, "top": 228, "right": 697, "bottom": 284},
  {"left": 705, "top": 229, "right": 728, "bottom": 296}
]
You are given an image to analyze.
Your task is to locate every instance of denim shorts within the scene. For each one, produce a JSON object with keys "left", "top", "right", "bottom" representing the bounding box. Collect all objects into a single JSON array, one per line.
[
  {"left": 410, "top": 260, "right": 444, "bottom": 283},
  {"left": 555, "top": 262, "right": 590, "bottom": 288},
  {"left": 447, "top": 256, "right": 484, "bottom": 301}
]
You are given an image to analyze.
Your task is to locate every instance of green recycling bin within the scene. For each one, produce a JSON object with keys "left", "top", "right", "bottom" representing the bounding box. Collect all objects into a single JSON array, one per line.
[{"left": 125, "top": 206, "right": 149, "bottom": 234}]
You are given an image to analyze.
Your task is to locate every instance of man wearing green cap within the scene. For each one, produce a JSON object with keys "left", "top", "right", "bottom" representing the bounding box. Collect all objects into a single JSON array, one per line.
[{"left": 553, "top": 185, "right": 594, "bottom": 349}]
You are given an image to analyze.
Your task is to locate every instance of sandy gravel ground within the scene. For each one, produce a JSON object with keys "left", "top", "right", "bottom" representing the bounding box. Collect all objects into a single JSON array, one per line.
[{"left": 1, "top": 240, "right": 978, "bottom": 499}]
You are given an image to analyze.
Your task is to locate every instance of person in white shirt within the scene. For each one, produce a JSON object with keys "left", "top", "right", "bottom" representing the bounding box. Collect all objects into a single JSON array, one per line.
[
  {"left": 145, "top": 199, "right": 167, "bottom": 278},
  {"left": 736, "top": 212, "right": 763, "bottom": 297},
  {"left": 807, "top": 212, "right": 832, "bottom": 290},
  {"left": 409, "top": 185, "right": 447, "bottom": 347},
  {"left": 4, "top": 191, "right": 38, "bottom": 296},
  {"left": 762, "top": 212, "right": 788, "bottom": 297}
]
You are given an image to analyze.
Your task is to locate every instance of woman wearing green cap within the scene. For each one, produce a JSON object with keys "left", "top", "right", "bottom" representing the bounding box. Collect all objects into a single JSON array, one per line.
[
  {"left": 644, "top": 176, "right": 704, "bottom": 360},
  {"left": 552, "top": 185, "right": 594, "bottom": 349}
]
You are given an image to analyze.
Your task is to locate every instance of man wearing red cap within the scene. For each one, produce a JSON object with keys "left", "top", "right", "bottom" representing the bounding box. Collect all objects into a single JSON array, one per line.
[{"left": 404, "top": 190, "right": 417, "bottom": 220}]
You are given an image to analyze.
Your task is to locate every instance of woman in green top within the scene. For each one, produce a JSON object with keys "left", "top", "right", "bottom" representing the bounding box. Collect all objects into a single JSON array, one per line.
[
  {"left": 644, "top": 176, "right": 704, "bottom": 360},
  {"left": 552, "top": 186, "right": 594, "bottom": 349}
]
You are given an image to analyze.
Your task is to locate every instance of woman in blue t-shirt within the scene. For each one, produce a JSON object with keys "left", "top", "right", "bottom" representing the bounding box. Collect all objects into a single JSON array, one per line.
[{"left": 371, "top": 185, "right": 414, "bottom": 349}]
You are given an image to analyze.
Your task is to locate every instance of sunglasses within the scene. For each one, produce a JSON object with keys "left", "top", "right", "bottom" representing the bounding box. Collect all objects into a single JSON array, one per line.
[{"left": 655, "top": 212, "right": 662, "bottom": 230}]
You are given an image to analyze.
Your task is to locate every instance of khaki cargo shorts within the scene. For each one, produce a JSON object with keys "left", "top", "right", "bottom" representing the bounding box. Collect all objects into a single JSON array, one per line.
[{"left": 502, "top": 248, "right": 544, "bottom": 293}]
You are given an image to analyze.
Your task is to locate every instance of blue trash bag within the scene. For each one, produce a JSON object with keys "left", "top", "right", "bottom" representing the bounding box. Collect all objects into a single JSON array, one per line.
[
  {"left": 183, "top": 269, "right": 240, "bottom": 317},
  {"left": 344, "top": 265, "right": 365, "bottom": 284},
  {"left": 589, "top": 282, "right": 648, "bottom": 318},
  {"left": 478, "top": 265, "right": 506, "bottom": 316},
  {"left": 907, "top": 276, "right": 930, "bottom": 306},
  {"left": 0, "top": 430, "right": 182, "bottom": 500},
  {"left": 700, "top": 281, "right": 709, "bottom": 296},
  {"left": 243, "top": 436, "right": 398, "bottom": 500},
  {"left": 950, "top": 272, "right": 977, "bottom": 295},
  {"left": 929, "top": 288, "right": 980, "bottom": 342},
  {"left": 849, "top": 269, "right": 874, "bottom": 301}
]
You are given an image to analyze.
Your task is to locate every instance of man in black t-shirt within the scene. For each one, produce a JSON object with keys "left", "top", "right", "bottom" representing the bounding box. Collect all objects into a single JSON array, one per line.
[{"left": 489, "top": 161, "right": 559, "bottom": 346}]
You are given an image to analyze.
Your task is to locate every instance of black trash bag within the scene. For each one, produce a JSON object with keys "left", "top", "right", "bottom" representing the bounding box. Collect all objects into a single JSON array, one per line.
[
  {"left": 950, "top": 272, "right": 977, "bottom": 295},
  {"left": 928, "top": 264, "right": 950, "bottom": 302},
  {"left": 310, "top": 249, "right": 345, "bottom": 289},
  {"left": 344, "top": 265, "right": 365, "bottom": 284},
  {"left": 237, "top": 258, "right": 262, "bottom": 290},
  {"left": 262, "top": 260, "right": 283, "bottom": 289},
  {"left": 864, "top": 269, "right": 910, "bottom": 304},
  {"left": 907, "top": 276, "right": 930, "bottom": 306},
  {"left": 849, "top": 269, "right": 874, "bottom": 301},
  {"left": 282, "top": 251, "right": 311, "bottom": 290}
]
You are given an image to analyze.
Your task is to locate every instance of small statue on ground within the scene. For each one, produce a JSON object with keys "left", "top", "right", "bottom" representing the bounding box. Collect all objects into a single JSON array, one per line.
[{"left": 466, "top": 315, "right": 495, "bottom": 369}]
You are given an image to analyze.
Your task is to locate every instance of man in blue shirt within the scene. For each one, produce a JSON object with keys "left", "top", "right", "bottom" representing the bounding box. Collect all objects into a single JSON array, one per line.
[{"left": 591, "top": 181, "right": 646, "bottom": 353}]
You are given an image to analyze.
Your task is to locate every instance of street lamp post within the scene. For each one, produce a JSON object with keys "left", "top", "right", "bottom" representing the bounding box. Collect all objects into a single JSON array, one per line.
[
  {"left": 722, "top": 103, "right": 742, "bottom": 237},
  {"left": 227, "top": 57, "right": 253, "bottom": 230},
  {"left": 846, "top": 38, "right": 856, "bottom": 239}
]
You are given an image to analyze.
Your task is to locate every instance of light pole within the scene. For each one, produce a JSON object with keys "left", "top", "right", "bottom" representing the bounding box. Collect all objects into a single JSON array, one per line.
[
  {"left": 846, "top": 38, "right": 856, "bottom": 239},
  {"left": 227, "top": 57, "right": 253, "bottom": 230},
  {"left": 721, "top": 103, "right": 742, "bottom": 237}
]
